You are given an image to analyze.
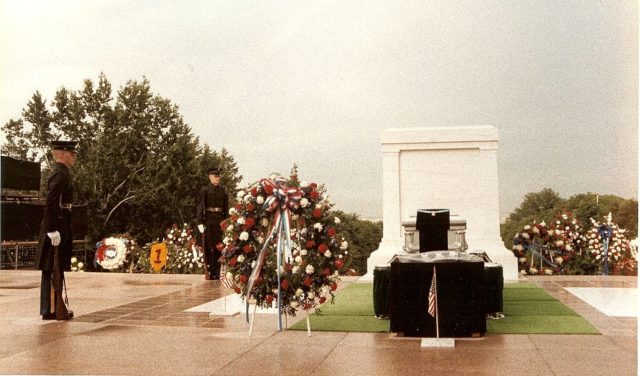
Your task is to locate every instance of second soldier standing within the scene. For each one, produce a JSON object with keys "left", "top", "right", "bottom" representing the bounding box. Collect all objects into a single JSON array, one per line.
[{"left": 197, "top": 166, "right": 228, "bottom": 280}]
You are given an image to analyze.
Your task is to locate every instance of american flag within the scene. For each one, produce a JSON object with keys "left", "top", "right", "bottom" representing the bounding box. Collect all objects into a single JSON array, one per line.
[{"left": 428, "top": 266, "right": 437, "bottom": 317}]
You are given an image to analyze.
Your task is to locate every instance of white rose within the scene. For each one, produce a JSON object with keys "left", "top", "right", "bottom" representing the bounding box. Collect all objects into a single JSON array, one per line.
[
  {"left": 300, "top": 249, "right": 308, "bottom": 256},
  {"left": 71, "top": 266, "right": 77, "bottom": 271},
  {"left": 533, "top": 227, "right": 540, "bottom": 234},
  {"left": 236, "top": 190, "right": 245, "bottom": 199},
  {"left": 237, "top": 255, "right": 245, "bottom": 263},
  {"left": 529, "top": 267, "right": 538, "bottom": 274},
  {"left": 306, "top": 264, "right": 315, "bottom": 274},
  {"left": 223, "top": 237, "right": 232, "bottom": 245},
  {"left": 522, "top": 233, "right": 529, "bottom": 239},
  {"left": 524, "top": 225, "right": 531, "bottom": 230},
  {"left": 291, "top": 214, "right": 298, "bottom": 221},
  {"left": 244, "top": 194, "right": 253, "bottom": 203},
  {"left": 334, "top": 217, "right": 341, "bottom": 224},
  {"left": 518, "top": 257, "right": 527, "bottom": 263},
  {"left": 296, "top": 288, "right": 304, "bottom": 297},
  {"left": 71, "top": 257, "right": 77, "bottom": 263},
  {"left": 520, "top": 270, "right": 527, "bottom": 275},
  {"left": 300, "top": 181, "right": 309, "bottom": 188},
  {"left": 555, "top": 256, "right": 563, "bottom": 264},
  {"left": 295, "top": 256, "right": 302, "bottom": 263},
  {"left": 292, "top": 266, "right": 300, "bottom": 274},
  {"left": 261, "top": 218, "right": 269, "bottom": 227},
  {"left": 308, "top": 292, "right": 315, "bottom": 299},
  {"left": 229, "top": 208, "right": 237, "bottom": 215},
  {"left": 257, "top": 196, "right": 265, "bottom": 205},
  {"left": 324, "top": 250, "right": 332, "bottom": 258},
  {"left": 540, "top": 221, "right": 546, "bottom": 227},
  {"left": 544, "top": 269, "right": 553, "bottom": 275},
  {"left": 251, "top": 261, "right": 256, "bottom": 268},
  {"left": 226, "top": 223, "right": 234, "bottom": 231},
  {"left": 315, "top": 203, "right": 322, "bottom": 209},
  {"left": 237, "top": 217, "right": 246, "bottom": 225},
  {"left": 78, "top": 262, "right": 84, "bottom": 269},
  {"left": 167, "top": 234, "right": 173, "bottom": 239},
  {"left": 314, "top": 223, "right": 323, "bottom": 231},
  {"left": 239, "top": 232, "right": 249, "bottom": 241},
  {"left": 258, "top": 236, "right": 264, "bottom": 244},
  {"left": 300, "top": 198, "right": 309, "bottom": 208},
  {"left": 340, "top": 241, "right": 348, "bottom": 250}
]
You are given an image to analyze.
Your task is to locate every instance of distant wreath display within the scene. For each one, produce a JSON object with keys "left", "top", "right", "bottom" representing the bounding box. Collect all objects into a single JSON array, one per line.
[
  {"left": 95, "top": 237, "right": 128, "bottom": 270},
  {"left": 219, "top": 170, "right": 349, "bottom": 320}
]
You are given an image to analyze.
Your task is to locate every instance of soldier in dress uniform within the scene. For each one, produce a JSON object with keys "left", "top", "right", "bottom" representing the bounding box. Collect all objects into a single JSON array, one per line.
[
  {"left": 35, "top": 140, "right": 77, "bottom": 320},
  {"left": 197, "top": 166, "right": 229, "bottom": 280}
]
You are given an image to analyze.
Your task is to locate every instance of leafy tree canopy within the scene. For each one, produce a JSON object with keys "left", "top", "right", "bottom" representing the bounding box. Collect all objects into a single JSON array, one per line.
[{"left": 2, "top": 73, "right": 241, "bottom": 243}]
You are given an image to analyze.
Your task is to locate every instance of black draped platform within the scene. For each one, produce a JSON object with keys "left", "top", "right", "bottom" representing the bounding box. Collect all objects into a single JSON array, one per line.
[{"left": 388, "top": 252, "right": 487, "bottom": 337}]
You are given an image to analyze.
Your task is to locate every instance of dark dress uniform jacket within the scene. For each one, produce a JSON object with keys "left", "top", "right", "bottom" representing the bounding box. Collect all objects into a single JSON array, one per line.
[
  {"left": 197, "top": 184, "right": 228, "bottom": 248},
  {"left": 35, "top": 162, "right": 73, "bottom": 271}
]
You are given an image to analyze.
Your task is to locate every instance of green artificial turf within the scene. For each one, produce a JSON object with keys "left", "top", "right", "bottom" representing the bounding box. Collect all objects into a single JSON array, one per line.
[{"left": 289, "top": 282, "right": 600, "bottom": 335}]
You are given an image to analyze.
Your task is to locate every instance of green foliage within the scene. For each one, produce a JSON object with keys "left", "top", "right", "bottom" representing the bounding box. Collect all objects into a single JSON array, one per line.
[
  {"left": 330, "top": 210, "right": 382, "bottom": 275},
  {"left": 2, "top": 74, "right": 241, "bottom": 244}
]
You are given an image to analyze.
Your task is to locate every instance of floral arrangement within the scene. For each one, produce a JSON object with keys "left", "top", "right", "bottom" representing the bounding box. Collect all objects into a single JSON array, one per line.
[
  {"left": 586, "top": 213, "right": 636, "bottom": 275},
  {"left": 95, "top": 237, "right": 130, "bottom": 270},
  {"left": 70, "top": 256, "right": 84, "bottom": 272},
  {"left": 512, "top": 213, "right": 587, "bottom": 275},
  {"left": 220, "top": 168, "right": 349, "bottom": 316},
  {"left": 133, "top": 223, "right": 204, "bottom": 274},
  {"left": 512, "top": 212, "right": 637, "bottom": 276}
]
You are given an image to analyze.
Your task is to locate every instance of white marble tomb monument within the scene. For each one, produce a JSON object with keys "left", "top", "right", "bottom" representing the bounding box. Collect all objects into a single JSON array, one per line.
[{"left": 363, "top": 126, "right": 518, "bottom": 282}]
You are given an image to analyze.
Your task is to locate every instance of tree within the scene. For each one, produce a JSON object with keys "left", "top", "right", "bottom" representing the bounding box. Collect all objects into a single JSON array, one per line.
[
  {"left": 500, "top": 188, "right": 563, "bottom": 248},
  {"left": 330, "top": 210, "right": 382, "bottom": 274},
  {"left": 2, "top": 74, "right": 241, "bottom": 243}
]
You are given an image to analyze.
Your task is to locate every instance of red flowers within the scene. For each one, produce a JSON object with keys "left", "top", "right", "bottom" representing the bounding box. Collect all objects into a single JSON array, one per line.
[
  {"left": 318, "top": 243, "right": 328, "bottom": 253},
  {"left": 312, "top": 208, "right": 322, "bottom": 218},
  {"left": 243, "top": 244, "right": 253, "bottom": 253},
  {"left": 216, "top": 242, "right": 225, "bottom": 251},
  {"left": 246, "top": 202, "right": 255, "bottom": 212},
  {"left": 327, "top": 227, "right": 336, "bottom": 237},
  {"left": 335, "top": 259, "right": 344, "bottom": 269},
  {"left": 330, "top": 282, "right": 337, "bottom": 291},
  {"left": 309, "top": 190, "right": 319, "bottom": 200},
  {"left": 229, "top": 256, "right": 237, "bottom": 266},
  {"left": 264, "top": 184, "right": 274, "bottom": 195},
  {"left": 319, "top": 296, "right": 327, "bottom": 304},
  {"left": 265, "top": 294, "right": 274, "bottom": 304},
  {"left": 303, "top": 277, "right": 312, "bottom": 286},
  {"left": 244, "top": 217, "right": 255, "bottom": 230},
  {"left": 306, "top": 240, "right": 315, "bottom": 249},
  {"left": 250, "top": 187, "right": 258, "bottom": 197},
  {"left": 239, "top": 274, "right": 248, "bottom": 284},
  {"left": 281, "top": 279, "right": 289, "bottom": 289}
]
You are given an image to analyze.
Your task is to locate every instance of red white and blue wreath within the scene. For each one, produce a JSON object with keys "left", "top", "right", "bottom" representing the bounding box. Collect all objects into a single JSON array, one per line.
[{"left": 219, "top": 171, "right": 349, "bottom": 330}]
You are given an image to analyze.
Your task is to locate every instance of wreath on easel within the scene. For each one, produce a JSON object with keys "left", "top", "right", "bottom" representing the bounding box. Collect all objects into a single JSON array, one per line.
[{"left": 219, "top": 168, "right": 349, "bottom": 328}]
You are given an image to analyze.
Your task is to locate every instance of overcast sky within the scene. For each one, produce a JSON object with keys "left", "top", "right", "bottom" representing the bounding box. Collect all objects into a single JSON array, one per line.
[{"left": 1, "top": 0, "right": 637, "bottom": 220}]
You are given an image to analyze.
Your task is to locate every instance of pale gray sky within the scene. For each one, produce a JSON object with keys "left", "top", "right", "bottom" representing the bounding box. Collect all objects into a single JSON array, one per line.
[{"left": 1, "top": 0, "right": 637, "bottom": 220}]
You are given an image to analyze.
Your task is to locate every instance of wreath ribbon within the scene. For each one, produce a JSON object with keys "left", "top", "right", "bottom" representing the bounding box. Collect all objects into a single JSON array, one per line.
[{"left": 245, "top": 178, "right": 301, "bottom": 330}]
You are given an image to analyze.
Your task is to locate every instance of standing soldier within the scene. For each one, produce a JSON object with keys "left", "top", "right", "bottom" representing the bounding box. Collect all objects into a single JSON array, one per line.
[
  {"left": 36, "top": 140, "right": 77, "bottom": 320},
  {"left": 197, "top": 166, "right": 228, "bottom": 280}
]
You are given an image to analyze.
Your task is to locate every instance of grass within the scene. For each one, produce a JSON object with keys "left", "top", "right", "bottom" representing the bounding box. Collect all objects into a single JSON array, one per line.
[{"left": 289, "top": 282, "right": 600, "bottom": 335}]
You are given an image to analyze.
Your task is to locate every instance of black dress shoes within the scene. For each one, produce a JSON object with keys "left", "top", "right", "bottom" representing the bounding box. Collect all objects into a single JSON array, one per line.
[{"left": 42, "top": 313, "right": 56, "bottom": 320}]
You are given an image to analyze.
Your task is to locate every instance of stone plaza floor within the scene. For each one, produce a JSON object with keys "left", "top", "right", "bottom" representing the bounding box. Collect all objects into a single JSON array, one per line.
[{"left": 0, "top": 271, "right": 636, "bottom": 375}]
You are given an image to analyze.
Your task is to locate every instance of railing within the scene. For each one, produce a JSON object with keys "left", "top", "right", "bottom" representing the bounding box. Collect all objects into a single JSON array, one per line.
[{"left": 0, "top": 240, "right": 90, "bottom": 270}]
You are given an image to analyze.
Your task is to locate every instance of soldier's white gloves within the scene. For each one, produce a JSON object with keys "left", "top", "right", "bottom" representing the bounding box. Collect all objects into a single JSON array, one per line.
[
  {"left": 47, "top": 231, "right": 61, "bottom": 246},
  {"left": 198, "top": 224, "right": 205, "bottom": 233}
]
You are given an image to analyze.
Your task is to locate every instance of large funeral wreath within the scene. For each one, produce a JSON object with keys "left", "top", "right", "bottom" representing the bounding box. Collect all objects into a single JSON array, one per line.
[{"left": 219, "top": 169, "right": 349, "bottom": 316}]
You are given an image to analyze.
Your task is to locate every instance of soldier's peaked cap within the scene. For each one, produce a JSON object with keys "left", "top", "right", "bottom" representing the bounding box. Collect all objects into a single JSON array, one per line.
[
  {"left": 208, "top": 166, "right": 222, "bottom": 175},
  {"left": 51, "top": 140, "right": 78, "bottom": 152}
]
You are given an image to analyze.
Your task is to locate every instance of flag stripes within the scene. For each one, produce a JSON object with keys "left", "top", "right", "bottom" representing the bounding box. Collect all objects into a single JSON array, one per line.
[{"left": 428, "top": 266, "right": 437, "bottom": 317}]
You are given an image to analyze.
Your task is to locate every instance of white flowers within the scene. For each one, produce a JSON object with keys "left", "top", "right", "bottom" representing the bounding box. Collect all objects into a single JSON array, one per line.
[
  {"left": 314, "top": 223, "right": 323, "bottom": 231},
  {"left": 256, "top": 196, "right": 265, "bottom": 205},
  {"left": 236, "top": 190, "right": 245, "bottom": 199},
  {"left": 300, "top": 198, "right": 309, "bottom": 208},
  {"left": 237, "top": 255, "right": 245, "bottom": 263},
  {"left": 71, "top": 257, "right": 77, "bottom": 263},
  {"left": 340, "top": 241, "right": 348, "bottom": 250},
  {"left": 97, "top": 237, "right": 127, "bottom": 270},
  {"left": 261, "top": 218, "right": 269, "bottom": 227},
  {"left": 237, "top": 217, "right": 246, "bottom": 225},
  {"left": 306, "top": 264, "right": 315, "bottom": 274},
  {"left": 324, "top": 250, "right": 332, "bottom": 258},
  {"left": 334, "top": 217, "right": 341, "bottom": 224},
  {"left": 239, "top": 232, "right": 249, "bottom": 241}
]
